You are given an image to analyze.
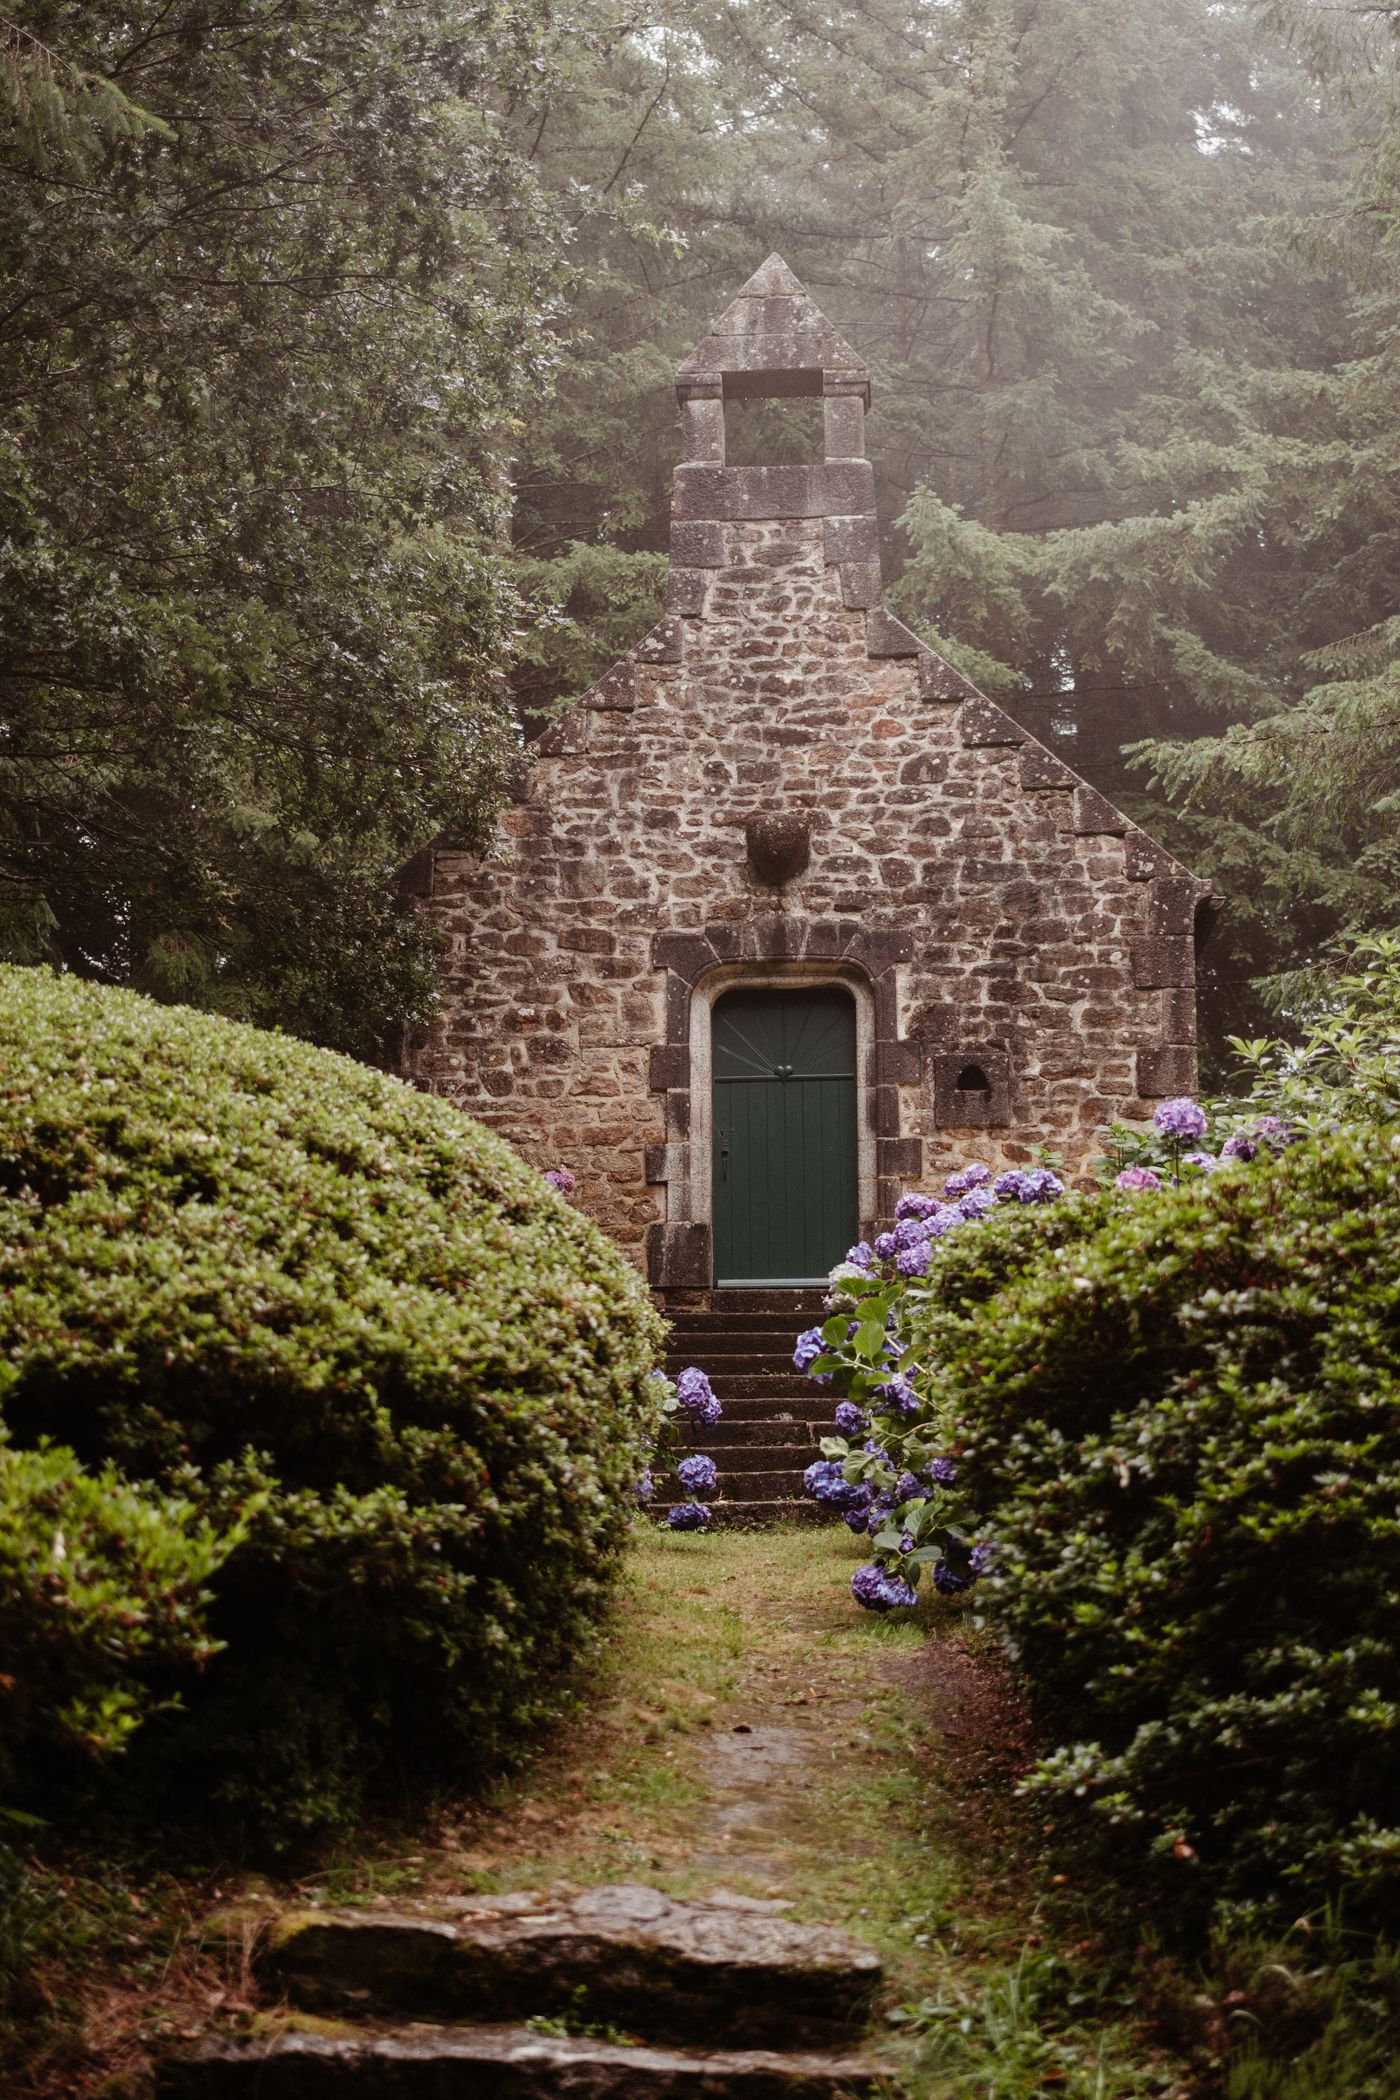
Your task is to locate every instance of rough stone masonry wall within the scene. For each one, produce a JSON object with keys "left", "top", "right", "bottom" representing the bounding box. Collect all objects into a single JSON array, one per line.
[{"left": 410, "top": 511, "right": 1204, "bottom": 1278}]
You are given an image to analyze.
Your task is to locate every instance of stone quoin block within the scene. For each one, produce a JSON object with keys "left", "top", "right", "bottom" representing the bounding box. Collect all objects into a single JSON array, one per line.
[{"left": 1137, "top": 1043, "right": 1198, "bottom": 1098}]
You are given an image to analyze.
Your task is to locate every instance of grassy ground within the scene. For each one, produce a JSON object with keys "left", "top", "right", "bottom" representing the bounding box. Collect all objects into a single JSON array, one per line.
[
  {"left": 290, "top": 1525, "right": 1191, "bottom": 2100},
  {"left": 8, "top": 1525, "right": 1400, "bottom": 2098}
]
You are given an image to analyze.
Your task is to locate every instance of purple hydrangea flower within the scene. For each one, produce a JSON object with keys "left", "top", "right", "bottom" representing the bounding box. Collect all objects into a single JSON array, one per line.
[
  {"left": 1221, "top": 1129, "right": 1257, "bottom": 1160},
  {"left": 873, "top": 1374, "right": 919, "bottom": 1415},
  {"left": 933, "top": 1561, "right": 970, "bottom": 1595},
  {"left": 1024, "top": 1167, "right": 1064, "bottom": 1202},
  {"left": 635, "top": 1467, "right": 655, "bottom": 1505},
  {"left": 842, "top": 1506, "right": 872, "bottom": 1534},
  {"left": 962, "top": 1162, "right": 992, "bottom": 1188},
  {"left": 803, "top": 1460, "right": 873, "bottom": 1513},
  {"left": 862, "top": 1437, "right": 890, "bottom": 1461},
  {"left": 833, "top": 1400, "right": 867, "bottom": 1436},
  {"left": 675, "top": 1366, "right": 721, "bottom": 1426},
  {"left": 1116, "top": 1165, "right": 1162, "bottom": 1191},
  {"left": 1254, "top": 1115, "right": 1300, "bottom": 1147},
  {"left": 667, "top": 1501, "right": 711, "bottom": 1531},
  {"left": 843, "top": 1241, "right": 875, "bottom": 1271},
  {"left": 543, "top": 1165, "right": 576, "bottom": 1193},
  {"left": 851, "top": 1563, "right": 919, "bottom": 1613},
  {"left": 1182, "top": 1150, "right": 1219, "bottom": 1172},
  {"left": 959, "top": 1185, "right": 997, "bottom": 1220},
  {"left": 969, "top": 1542, "right": 996, "bottom": 1576},
  {"left": 873, "top": 1231, "right": 898, "bottom": 1260},
  {"left": 894, "top": 1192, "right": 939, "bottom": 1221},
  {"left": 894, "top": 1215, "right": 931, "bottom": 1248},
  {"left": 895, "top": 1472, "right": 924, "bottom": 1504},
  {"left": 943, "top": 1170, "right": 968, "bottom": 1198},
  {"left": 994, "top": 1169, "right": 1032, "bottom": 1201},
  {"left": 792, "top": 1327, "right": 825, "bottom": 1373},
  {"left": 896, "top": 1241, "right": 931, "bottom": 1278},
  {"left": 928, "top": 1457, "right": 959, "bottom": 1486},
  {"left": 1153, "top": 1097, "right": 1207, "bottom": 1142},
  {"left": 925, "top": 1204, "right": 966, "bottom": 1238},
  {"left": 677, "top": 1453, "right": 718, "bottom": 1498}
]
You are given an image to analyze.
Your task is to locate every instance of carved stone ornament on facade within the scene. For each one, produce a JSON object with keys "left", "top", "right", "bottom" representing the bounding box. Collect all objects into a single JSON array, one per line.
[{"left": 405, "top": 254, "right": 1212, "bottom": 1294}]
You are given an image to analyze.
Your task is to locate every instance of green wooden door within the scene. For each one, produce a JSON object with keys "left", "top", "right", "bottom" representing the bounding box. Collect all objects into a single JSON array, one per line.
[{"left": 712, "top": 987, "right": 858, "bottom": 1286}]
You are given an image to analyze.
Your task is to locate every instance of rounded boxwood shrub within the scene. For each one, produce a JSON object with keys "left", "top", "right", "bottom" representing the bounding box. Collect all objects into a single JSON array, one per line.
[
  {"left": 911, "top": 1135, "right": 1400, "bottom": 1933},
  {"left": 0, "top": 967, "right": 664, "bottom": 1841}
]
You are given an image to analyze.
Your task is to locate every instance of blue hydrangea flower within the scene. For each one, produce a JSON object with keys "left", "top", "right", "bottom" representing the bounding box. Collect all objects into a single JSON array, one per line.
[
  {"left": 667, "top": 1501, "right": 712, "bottom": 1531},
  {"left": 792, "top": 1327, "right": 825, "bottom": 1372},
  {"left": 675, "top": 1366, "right": 721, "bottom": 1426},
  {"left": 833, "top": 1400, "right": 867, "bottom": 1436},
  {"left": 958, "top": 1186, "right": 996, "bottom": 1220},
  {"left": 894, "top": 1471, "right": 924, "bottom": 1504},
  {"left": 873, "top": 1373, "right": 919, "bottom": 1415},
  {"left": 866, "top": 1494, "right": 895, "bottom": 1533},
  {"left": 928, "top": 1457, "right": 958, "bottom": 1485},
  {"left": 969, "top": 1542, "right": 996, "bottom": 1576},
  {"left": 802, "top": 1460, "right": 872, "bottom": 1513},
  {"left": 635, "top": 1467, "right": 655, "bottom": 1505},
  {"left": 842, "top": 1506, "right": 872, "bottom": 1534},
  {"left": 851, "top": 1563, "right": 918, "bottom": 1612},
  {"left": 1154, "top": 1097, "right": 1207, "bottom": 1142},
  {"left": 925, "top": 1204, "right": 966, "bottom": 1238},
  {"left": 896, "top": 1241, "right": 931, "bottom": 1278},
  {"left": 677, "top": 1453, "right": 718, "bottom": 1498},
  {"left": 873, "top": 1230, "right": 898, "bottom": 1260},
  {"left": 933, "top": 1561, "right": 970, "bottom": 1595},
  {"left": 843, "top": 1241, "right": 875, "bottom": 1271},
  {"left": 894, "top": 1192, "right": 939, "bottom": 1221},
  {"left": 893, "top": 1215, "right": 931, "bottom": 1248}
]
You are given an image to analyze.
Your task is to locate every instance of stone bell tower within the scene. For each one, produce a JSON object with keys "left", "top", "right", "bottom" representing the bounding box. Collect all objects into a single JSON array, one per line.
[{"left": 408, "top": 256, "right": 1210, "bottom": 1291}]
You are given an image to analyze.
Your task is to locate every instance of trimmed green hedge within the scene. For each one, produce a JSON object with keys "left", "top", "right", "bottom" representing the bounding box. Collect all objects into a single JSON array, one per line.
[
  {"left": 0, "top": 967, "right": 664, "bottom": 1840},
  {"left": 908, "top": 1137, "right": 1400, "bottom": 1932}
]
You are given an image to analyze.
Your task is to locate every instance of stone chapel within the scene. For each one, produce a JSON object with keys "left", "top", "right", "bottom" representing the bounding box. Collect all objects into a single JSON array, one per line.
[{"left": 407, "top": 257, "right": 1211, "bottom": 1294}]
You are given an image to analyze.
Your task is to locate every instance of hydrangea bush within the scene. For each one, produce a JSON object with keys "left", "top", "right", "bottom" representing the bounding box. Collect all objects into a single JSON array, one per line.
[
  {"left": 637, "top": 1365, "right": 724, "bottom": 1530},
  {"left": 794, "top": 947, "right": 1400, "bottom": 1931},
  {"left": 797, "top": 1157, "right": 1070, "bottom": 1610}
]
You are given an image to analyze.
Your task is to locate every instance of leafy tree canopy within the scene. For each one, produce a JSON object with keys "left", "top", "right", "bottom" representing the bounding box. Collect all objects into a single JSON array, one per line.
[{"left": 1, "top": 0, "right": 571, "bottom": 1053}]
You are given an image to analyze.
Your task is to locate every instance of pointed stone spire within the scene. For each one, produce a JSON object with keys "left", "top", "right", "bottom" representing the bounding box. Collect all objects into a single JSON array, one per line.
[{"left": 676, "top": 255, "right": 870, "bottom": 405}]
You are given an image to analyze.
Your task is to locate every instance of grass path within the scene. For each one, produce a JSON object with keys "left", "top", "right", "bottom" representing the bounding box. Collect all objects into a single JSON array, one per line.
[{"left": 309, "top": 1526, "right": 1185, "bottom": 2099}]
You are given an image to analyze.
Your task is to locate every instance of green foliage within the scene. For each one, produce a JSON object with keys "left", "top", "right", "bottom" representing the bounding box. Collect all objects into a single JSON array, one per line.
[
  {"left": 914, "top": 1135, "right": 1400, "bottom": 1934},
  {"left": 0, "top": 1436, "right": 232, "bottom": 1789},
  {"left": 0, "top": 0, "right": 573, "bottom": 1054},
  {"left": 0, "top": 967, "right": 665, "bottom": 1842}
]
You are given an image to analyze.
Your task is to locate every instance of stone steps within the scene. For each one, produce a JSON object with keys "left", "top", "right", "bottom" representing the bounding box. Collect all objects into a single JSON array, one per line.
[
  {"left": 661, "top": 1441, "right": 816, "bottom": 1473},
  {"left": 657, "top": 1289, "right": 834, "bottom": 1516},
  {"left": 158, "top": 2024, "right": 882, "bottom": 2095},
  {"left": 156, "top": 1885, "right": 882, "bottom": 2096}
]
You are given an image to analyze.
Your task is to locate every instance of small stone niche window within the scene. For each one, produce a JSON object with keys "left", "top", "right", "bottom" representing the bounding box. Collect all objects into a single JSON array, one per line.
[
  {"left": 723, "top": 392, "right": 824, "bottom": 465},
  {"left": 933, "top": 1049, "right": 1011, "bottom": 1128}
]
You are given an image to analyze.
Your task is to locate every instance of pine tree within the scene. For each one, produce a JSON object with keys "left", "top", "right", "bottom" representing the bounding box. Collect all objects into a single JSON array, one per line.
[{"left": 0, "top": 0, "right": 571, "bottom": 1053}]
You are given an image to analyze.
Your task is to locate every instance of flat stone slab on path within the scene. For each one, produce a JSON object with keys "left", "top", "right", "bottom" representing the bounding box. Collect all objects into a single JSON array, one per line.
[
  {"left": 155, "top": 2022, "right": 882, "bottom": 2097},
  {"left": 261, "top": 1884, "right": 881, "bottom": 2049}
]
